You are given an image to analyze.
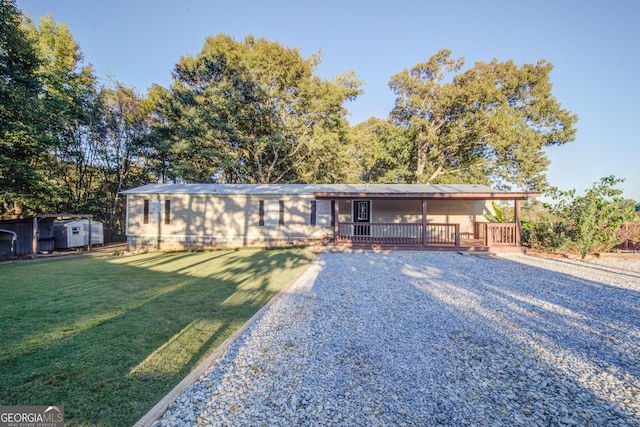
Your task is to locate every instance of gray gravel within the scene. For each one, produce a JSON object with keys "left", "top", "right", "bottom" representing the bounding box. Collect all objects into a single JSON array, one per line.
[{"left": 152, "top": 252, "right": 640, "bottom": 426}]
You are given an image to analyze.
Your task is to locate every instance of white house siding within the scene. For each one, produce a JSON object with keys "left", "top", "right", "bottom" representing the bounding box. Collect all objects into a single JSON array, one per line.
[
  {"left": 426, "top": 199, "right": 491, "bottom": 234},
  {"left": 371, "top": 200, "right": 422, "bottom": 223},
  {"left": 337, "top": 199, "right": 490, "bottom": 235},
  {"left": 126, "top": 193, "right": 332, "bottom": 250}
]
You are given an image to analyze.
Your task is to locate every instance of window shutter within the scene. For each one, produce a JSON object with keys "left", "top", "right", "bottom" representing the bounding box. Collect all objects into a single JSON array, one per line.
[
  {"left": 143, "top": 200, "right": 150, "bottom": 224},
  {"left": 259, "top": 200, "right": 265, "bottom": 226},
  {"left": 279, "top": 200, "right": 285, "bottom": 226},
  {"left": 310, "top": 200, "right": 317, "bottom": 225},
  {"left": 164, "top": 200, "right": 171, "bottom": 224}
]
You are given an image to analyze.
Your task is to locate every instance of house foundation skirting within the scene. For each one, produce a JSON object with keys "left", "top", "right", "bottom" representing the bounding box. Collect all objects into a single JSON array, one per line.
[{"left": 126, "top": 234, "right": 326, "bottom": 251}]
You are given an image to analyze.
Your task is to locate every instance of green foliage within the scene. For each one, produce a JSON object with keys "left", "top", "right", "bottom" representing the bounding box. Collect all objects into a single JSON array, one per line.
[
  {"left": 153, "top": 34, "right": 363, "bottom": 184},
  {"left": 388, "top": 49, "right": 577, "bottom": 190},
  {"left": 95, "top": 82, "right": 154, "bottom": 238},
  {"left": 348, "top": 117, "right": 414, "bottom": 183},
  {"left": 0, "top": 6, "right": 155, "bottom": 239},
  {"left": 0, "top": 4, "right": 593, "bottom": 243},
  {"left": 0, "top": 0, "right": 52, "bottom": 214},
  {"left": 547, "top": 176, "right": 635, "bottom": 258},
  {"left": 520, "top": 217, "right": 568, "bottom": 252},
  {"left": 483, "top": 201, "right": 508, "bottom": 223},
  {"left": 22, "top": 14, "right": 104, "bottom": 215}
]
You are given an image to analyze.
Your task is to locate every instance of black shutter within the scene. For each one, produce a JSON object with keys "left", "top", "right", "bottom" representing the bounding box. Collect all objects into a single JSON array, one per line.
[
  {"left": 310, "top": 200, "right": 317, "bottom": 225},
  {"left": 143, "top": 200, "right": 149, "bottom": 224},
  {"left": 164, "top": 200, "right": 171, "bottom": 224},
  {"left": 279, "top": 200, "right": 285, "bottom": 226},
  {"left": 259, "top": 200, "right": 265, "bottom": 226}
]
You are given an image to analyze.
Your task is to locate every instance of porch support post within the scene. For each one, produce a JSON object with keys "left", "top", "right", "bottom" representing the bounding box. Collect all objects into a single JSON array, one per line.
[
  {"left": 333, "top": 199, "right": 340, "bottom": 244},
  {"left": 514, "top": 199, "right": 522, "bottom": 247},
  {"left": 421, "top": 198, "right": 428, "bottom": 246}
]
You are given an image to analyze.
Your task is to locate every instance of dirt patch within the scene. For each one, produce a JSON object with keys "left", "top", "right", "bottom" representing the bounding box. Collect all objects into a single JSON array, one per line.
[{"left": 527, "top": 249, "right": 640, "bottom": 260}]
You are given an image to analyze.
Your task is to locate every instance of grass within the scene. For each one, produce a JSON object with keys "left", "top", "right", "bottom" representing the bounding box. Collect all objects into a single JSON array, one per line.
[{"left": 0, "top": 248, "right": 315, "bottom": 426}]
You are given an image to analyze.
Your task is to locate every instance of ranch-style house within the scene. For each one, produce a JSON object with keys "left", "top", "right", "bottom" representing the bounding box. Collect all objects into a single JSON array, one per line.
[{"left": 122, "top": 183, "right": 540, "bottom": 252}]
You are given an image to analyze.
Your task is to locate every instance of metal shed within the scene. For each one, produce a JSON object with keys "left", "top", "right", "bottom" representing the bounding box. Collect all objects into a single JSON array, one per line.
[{"left": 0, "top": 217, "right": 55, "bottom": 260}]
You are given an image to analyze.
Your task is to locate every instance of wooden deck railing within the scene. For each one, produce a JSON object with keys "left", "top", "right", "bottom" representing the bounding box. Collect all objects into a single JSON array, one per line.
[
  {"left": 481, "top": 223, "right": 518, "bottom": 246},
  {"left": 336, "top": 222, "right": 520, "bottom": 248},
  {"left": 425, "top": 223, "right": 459, "bottom": 245},
  {"left": 337, "top": 223, "right": 458, "bottom": 246}
]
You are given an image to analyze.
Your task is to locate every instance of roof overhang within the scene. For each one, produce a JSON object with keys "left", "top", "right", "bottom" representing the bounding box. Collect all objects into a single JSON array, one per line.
[
  {"left": 313, "top": 191, "right": 541, "bottom": 200},
  {"left": 120, "top": 183, "right": 541, "bottom": 200}
]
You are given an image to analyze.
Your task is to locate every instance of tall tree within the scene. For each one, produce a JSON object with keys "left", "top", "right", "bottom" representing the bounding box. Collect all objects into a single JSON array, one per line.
[
  {"left": 23, "top": 14, "right": 102, "bottom": 214},
  {"left": 348, "top": 117, "right": 413, "bottom": 183},
  {"left": 96, "top": 83, "right": 153, "bottom": 239},
  {"left": 153, "top": 34, "right": 362, "bottom": 184},
  {"left": 0, "top": 0, "right": 49, "bottom": 214},
  {"left": 389, "top": 49, "right": 577, "bottom": 190}
]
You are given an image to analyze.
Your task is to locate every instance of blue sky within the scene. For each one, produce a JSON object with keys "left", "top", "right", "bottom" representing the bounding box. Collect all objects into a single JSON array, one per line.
[{"left": 16, "top": 0, "right": 640, "bottom": 201}]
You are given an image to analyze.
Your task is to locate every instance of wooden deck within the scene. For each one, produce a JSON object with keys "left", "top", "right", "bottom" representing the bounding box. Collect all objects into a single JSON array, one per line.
[
  {"left": 334, "top": 240, "right": 526, "bottom": 254},
  {"left": 333, "top": 222, "right": 526, "bottom": 254}
]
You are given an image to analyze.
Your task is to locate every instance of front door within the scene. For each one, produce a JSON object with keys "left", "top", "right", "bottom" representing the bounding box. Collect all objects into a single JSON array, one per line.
[{"left": 353, "top": 200, "right": 371, "bottom": 236}]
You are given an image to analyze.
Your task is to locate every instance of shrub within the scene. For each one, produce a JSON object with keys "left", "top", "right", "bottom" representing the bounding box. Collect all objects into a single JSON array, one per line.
[
  {"left": 521, "top": 219, "right": 568, "bottom": 252},
  {"left": 548, "top": 176, "right": 636, "bottom": 258}
]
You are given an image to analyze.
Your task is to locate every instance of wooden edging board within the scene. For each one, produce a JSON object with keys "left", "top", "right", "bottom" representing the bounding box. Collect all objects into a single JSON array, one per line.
[{"left": 134, "top": 254, "right": 320, "bottom": 427}]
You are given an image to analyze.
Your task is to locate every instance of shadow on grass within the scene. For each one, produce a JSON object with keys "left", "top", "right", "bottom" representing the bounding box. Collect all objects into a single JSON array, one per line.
[{"left": 0, "top": 249, "right": 314, "bottom": 426}]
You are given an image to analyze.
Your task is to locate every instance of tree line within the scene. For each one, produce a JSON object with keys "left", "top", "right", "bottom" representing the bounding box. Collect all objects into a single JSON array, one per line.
[{"left": 1, "top": 0, "right": 581, "bottom": 239}]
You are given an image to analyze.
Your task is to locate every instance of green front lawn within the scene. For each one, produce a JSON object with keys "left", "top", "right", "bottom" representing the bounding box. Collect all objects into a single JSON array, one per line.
[{"left": 0, "top": 248, "right": 315, "bottom": 426}]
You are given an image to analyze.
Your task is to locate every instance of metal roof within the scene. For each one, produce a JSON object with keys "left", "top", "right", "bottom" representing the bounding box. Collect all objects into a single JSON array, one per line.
[{"left": 122, "top": 183, "right": 539, "bottom": 199}]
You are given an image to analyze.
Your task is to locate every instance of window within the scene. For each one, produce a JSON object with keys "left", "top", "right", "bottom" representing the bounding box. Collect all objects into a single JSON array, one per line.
[
  {"left": 311, "top": 200, "right": 333, "bottom": 226},
  {"left": 164, "top": 200, "right": 171, "bottom": 224},
  {"left": 143, "top": 199, "right": 150, "bottom": 224},
  {"left": 322, "top": 200, "right": 333, "bottom": 226},
  {"left": 259, "top": 200, "right": 283, "bottom": 226}
]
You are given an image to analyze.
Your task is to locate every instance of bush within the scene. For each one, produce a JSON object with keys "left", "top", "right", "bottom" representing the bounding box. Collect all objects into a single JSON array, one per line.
[
  {"left": 521, "top": 219, "right": 568, "bottom": 252},
  {"left": 543, "top": 176, "right": 635, "bottom": 258}
]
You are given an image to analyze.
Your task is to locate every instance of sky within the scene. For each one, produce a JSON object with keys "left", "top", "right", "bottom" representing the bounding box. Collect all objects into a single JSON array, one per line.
[{"left": 15, "top": 0, "right": 640, "bottom": 201}]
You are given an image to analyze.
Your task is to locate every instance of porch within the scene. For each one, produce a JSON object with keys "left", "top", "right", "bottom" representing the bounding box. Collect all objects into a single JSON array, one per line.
[
  {"left": 312, "top": 186, "right": 538, "bottom": 253},
  {"left": 334, "top": 222, "right": 525, "bottom": 253}
]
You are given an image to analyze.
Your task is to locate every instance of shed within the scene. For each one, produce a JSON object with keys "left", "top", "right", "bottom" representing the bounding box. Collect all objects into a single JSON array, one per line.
[
  {"left": 54, "top": 218, "right": 104, "bottom": 249},
  {"left": 83, "top": 220, "right": 104, "bottom": 246},
  {"left": 54, "top": 219, "right": 88, "bottom": 249},
  {"left": 0, "top": 217, "right": 55, "bottom": 260}
]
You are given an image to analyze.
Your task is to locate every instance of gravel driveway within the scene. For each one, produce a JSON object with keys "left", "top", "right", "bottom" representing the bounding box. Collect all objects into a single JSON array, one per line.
[{"left": 154, "top": 252, "right": 640, "bottom": 427}]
